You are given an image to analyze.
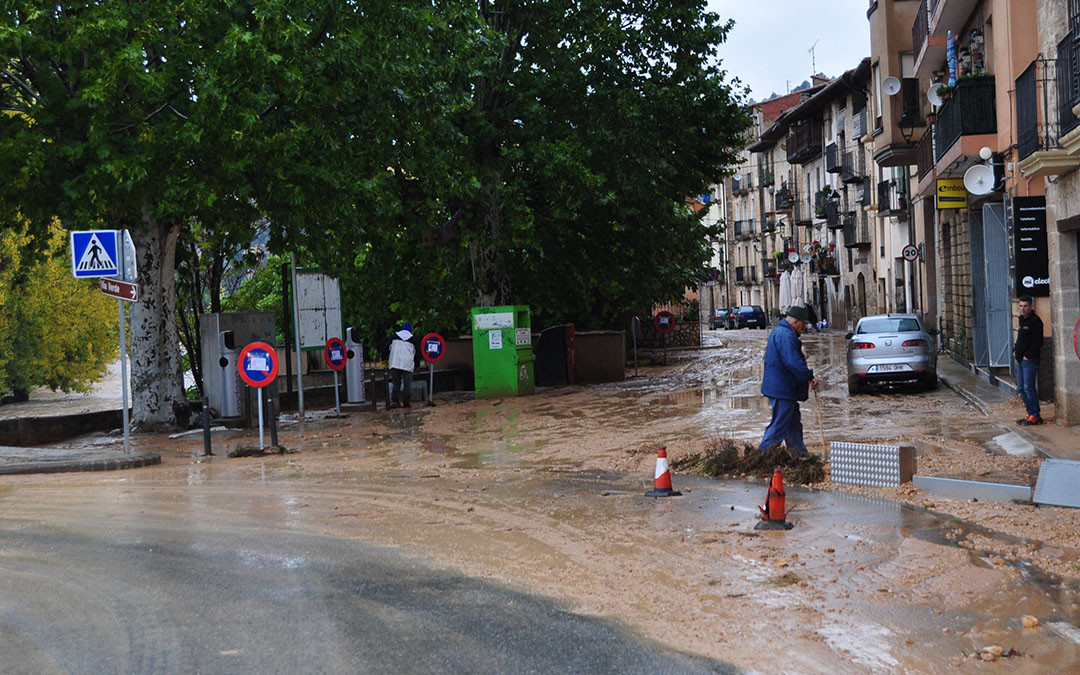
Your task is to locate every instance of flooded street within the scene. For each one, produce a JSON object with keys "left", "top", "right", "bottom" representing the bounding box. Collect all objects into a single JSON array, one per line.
[{"left": 2, "top": 329, "right": 1079, "bottom": 672}]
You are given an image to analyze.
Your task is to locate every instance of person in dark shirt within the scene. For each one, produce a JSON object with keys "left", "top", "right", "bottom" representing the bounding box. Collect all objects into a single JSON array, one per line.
[
  {"left": 1013, "top": 295, "right": 1045, "bottom": 425},
  {"left": 759, "top": 305, "right": 819, "bottom": 456}
]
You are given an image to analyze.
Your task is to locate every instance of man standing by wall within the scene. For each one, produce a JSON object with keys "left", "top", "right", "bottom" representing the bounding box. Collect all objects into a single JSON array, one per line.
[
  {"left": 388, "top": 323, "right": 418, "bottom": 409},
  {"left": 759, "top": 305, "right": 819, "bottom": 456},
  {"left": 1015, "top": 296, "right": 1045, "bottom": 426}
]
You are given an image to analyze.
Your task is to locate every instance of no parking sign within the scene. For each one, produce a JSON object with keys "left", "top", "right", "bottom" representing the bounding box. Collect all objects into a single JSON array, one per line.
[
  {"left": 238, "top": 342, "right": 279, "bottom": 388},
  {"left": 421, "top": 333, "right": 446, "bottom": 363},
  {"left": 654, "top": 311, "right": 675, "bottom": 333},
  {"left": 325, "top": 337, "right": 347, "bottom": 371}
]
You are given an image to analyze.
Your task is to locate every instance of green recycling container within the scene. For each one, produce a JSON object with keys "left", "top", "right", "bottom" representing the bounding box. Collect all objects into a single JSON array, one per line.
[{"left": 471, "top": 305, "right": 535, "bottom": 398}]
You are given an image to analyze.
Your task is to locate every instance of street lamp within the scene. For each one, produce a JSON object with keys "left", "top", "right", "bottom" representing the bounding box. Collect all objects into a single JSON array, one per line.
[{"left": 897, "top": 111, "right": 918, "bottom": 145}]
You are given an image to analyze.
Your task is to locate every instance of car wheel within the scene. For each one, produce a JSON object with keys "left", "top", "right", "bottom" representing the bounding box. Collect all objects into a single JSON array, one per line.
[
  {"left": 848, "top": 378, "right": 861, "bottom": 396},
  {"left": 924, "top": 376, "right": 938, "bottom": 392}
]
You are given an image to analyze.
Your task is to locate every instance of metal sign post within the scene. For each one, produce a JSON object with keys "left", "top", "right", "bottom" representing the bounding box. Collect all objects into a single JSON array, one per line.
[
  {"left": 238, "top": 342, "right": 280, "bottom": 449},
  {"left": 325, "top": 337, "right": 347, "bottom": 416},
  {"left": 72, "top": 229, "right": 138, "bottom": 454},
  {"left": 420, "top": 333, "right": 446, "bottom": 407}
]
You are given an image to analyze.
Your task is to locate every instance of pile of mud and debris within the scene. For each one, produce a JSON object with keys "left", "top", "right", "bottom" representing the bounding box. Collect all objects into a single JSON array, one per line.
[{"left": 672, "top": 438, "right": 825, "bottom": 484}]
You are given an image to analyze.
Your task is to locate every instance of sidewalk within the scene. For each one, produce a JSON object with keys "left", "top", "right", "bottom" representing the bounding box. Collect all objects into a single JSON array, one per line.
[{"left": 937, "top": 356, "right": 1080, "bottom": 462}]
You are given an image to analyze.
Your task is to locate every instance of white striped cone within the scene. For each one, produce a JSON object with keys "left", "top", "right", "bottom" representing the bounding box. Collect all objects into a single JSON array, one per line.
[{"left": 646, "top": 447, "right": 681, "bottom": 497}]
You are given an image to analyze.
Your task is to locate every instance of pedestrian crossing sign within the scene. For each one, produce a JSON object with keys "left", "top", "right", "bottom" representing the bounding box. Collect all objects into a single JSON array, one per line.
[{"left": 70, "top": 230, "right": 119, "bottom": 278}]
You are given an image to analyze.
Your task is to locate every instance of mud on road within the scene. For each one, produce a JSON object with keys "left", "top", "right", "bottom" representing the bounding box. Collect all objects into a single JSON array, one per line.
[{"left": 5, "top": 329, "right": 1080, "bottom": 672}]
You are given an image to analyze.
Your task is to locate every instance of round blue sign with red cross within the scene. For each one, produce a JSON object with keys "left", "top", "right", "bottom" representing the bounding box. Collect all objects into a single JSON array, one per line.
[
  {"left": 325, "top": 337, "right": 347, "bottom": 372},
  {"left": 654, "top": 311, "right": 675, "bottom": 333},
  {"left": 238, "top": 341, "right": 279, "bottom": 388},
  {"left": 421, "top": 333, "right": 446, "bottom": 363}
]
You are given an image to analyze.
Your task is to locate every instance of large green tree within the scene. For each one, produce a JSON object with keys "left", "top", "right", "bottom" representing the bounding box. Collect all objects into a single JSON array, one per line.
[
  {"left": 448, "top": 0, "right": 749, "bottom": 326},
  {"left": 1, "top": 2, "right": 483, "bottom": 427}
]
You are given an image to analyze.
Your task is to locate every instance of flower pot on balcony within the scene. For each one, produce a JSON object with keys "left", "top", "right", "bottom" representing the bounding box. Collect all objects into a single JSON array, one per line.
[{"left": 926, "top": 113, "right": 937, "bottom": 124}]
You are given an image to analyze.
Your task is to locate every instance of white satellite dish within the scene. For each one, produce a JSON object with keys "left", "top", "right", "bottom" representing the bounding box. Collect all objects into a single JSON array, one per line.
[
  {"left": 788, "top": 251, "right": 800, "bottom": 264},
  {"left": 927, "top": 82, "right": 946, "bottom": 107},
  {"left": 963, "top": 164, "right": 995, "bottom": 195},
  {"left": 799, "top": 253, "right": 812, "bottom": 264},
  {"left": 882, "top": 77, "right": 902, "bottom": 96}
]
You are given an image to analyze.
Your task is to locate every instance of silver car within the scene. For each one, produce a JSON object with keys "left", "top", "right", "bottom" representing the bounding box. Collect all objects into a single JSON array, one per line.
[{"left": 845, "top": 314, "right": 939, "bottom": 395}]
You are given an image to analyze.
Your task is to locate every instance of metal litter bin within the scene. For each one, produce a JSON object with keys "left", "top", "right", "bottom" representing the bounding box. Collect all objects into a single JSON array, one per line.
[
  {"left": 345, "top": 326, "right": 366, "bottom": 403},
  {"left": 217, "top": 330, "right": 242, "bottom": 418}
]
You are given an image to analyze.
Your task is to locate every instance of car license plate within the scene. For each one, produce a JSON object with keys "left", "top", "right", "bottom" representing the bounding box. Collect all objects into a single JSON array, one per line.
[{"left": 868, "top": 364, "right": 911, "bottom": 373}]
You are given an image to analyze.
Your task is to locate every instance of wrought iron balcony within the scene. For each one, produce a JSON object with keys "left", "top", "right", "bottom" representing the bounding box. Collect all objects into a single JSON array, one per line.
[
  {"left": 775, "top": 185, "right": 794, "bottom": 211},
  {"left": 1057, "top": 29, "right": 1080, "bottom": 139},
  {"left": 841, "top": 148, "right": 866, "bottom": 184},
  {"left": 934, "top": 75, "right": 997, "bottom": 162},
  {"left": 785, "top": 123, "right": 823, "bottom": 164},
  {"left": 1017, "top": 45, "right": 1080, "bottom": 162},
  {"left": 854, "top": 176, "right": 871, "bottom": 205},
  {"left": 853, "top": 108, "right": 868, "bottom": 138},
  {"left": 843, "top": 212, "right": 871, "bottom": 248},
  {"left": 734, "top": 219, "right": 756, "bottom": 241},
  {"left": 912, "top": 0, "right": 930, "bottom": 66},
  {"left": 735, "top": 266, "right": 758, "bottom": 285},
  {"left": 825, "top": 142, "right": 841, "bottom": 173},
  {"left": 759, "top": 165, "right": 775, "bottom": 187},
  {"left": 877, "top": 178, "right": 907, "bottom": 215}
]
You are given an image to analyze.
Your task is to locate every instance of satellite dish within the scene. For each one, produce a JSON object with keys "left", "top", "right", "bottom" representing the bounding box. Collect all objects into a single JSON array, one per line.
[
  {"left": 963, "top": 164, "right": 995, "bottom": 195},
  {"left": 788, "top": 252, "right": 800, "bottom": 264},
  {"left": 799, "top": 253, "right": 812, "bottom": 264},
  {"left": 927, "top": 82, "right": 946, "bottom": 107},
  {"left": 882, "top": 77, "right": 902, "bottom": 96}
]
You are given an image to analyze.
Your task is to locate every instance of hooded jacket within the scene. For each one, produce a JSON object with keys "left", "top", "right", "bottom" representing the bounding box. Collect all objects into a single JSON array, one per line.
[
  {"left": 388, "top": 329, "right": 417, "bottom": 371},
  {"left": 760, "top": 320, "right": 814, "bottom": 401}
]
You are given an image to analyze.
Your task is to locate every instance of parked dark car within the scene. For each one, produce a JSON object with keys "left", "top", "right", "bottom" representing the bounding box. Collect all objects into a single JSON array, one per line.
[
  {"left": 709, "top": 307, "right": 731, "bottom": 330},
  {"left": 734, "top": 305, "right": 767, "bottom": 329}
]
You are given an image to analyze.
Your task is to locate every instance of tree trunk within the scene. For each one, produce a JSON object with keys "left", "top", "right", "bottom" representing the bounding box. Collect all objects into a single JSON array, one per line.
[
  {"left": 128, "top": 210, "right": 187, "bottom": 431},
  {"left": 469, "top": 174, "right": 512, "bottom": 307}
]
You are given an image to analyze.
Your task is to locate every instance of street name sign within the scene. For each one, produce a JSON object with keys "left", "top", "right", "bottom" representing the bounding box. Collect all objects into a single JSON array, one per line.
[{"left": 99, "top": 278, "right": 139, "bottom": 302}]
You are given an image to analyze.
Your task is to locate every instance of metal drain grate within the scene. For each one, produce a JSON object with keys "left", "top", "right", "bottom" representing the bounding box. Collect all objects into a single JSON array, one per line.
[
  {"left": 829, "top": 442, "right": 915, "bottom": 488},
  {"left": 1033, "top": 459, "right": 1080, "bottom": 508}
]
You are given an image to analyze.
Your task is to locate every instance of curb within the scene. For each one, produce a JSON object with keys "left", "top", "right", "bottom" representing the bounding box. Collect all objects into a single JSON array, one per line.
[
  {"left": 0, "top": 452, "right": 161, "bottom": 476},
  {"left": 938, "top": 374, "right": 990, "bottom": 416}
]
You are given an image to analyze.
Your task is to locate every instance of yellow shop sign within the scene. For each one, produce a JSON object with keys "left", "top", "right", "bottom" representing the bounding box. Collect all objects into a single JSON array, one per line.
[{"left": 936, "top": 178, "right": 967, "bottom": 209}]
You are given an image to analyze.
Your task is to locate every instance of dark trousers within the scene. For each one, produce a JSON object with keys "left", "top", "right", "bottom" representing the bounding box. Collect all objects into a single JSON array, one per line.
[
  {"left": 1017, "top": 359, "right": 1040, "bottom": 417},
  {"left": 759, "top": 397, "right": 807, "bottom": 455},
  {"left": 390, "top": 368, "right": 412, "bottom": 406}
]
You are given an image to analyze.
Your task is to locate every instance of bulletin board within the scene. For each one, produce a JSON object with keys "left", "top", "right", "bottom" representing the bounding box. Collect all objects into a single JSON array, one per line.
[{"left": 295, "top": 271, "right": 343, "bottom": 351}]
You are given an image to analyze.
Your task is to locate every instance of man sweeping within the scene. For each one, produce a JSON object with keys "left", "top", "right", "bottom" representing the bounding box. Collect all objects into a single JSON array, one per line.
[{"left": 759, "top": 305, "right": 819, "bottom": 457}]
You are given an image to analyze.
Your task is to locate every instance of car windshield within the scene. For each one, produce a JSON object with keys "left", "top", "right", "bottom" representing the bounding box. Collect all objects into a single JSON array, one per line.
[
  {"left": 739, "top": 306, "right": 762, "bottom": 313},
  {"left": 857, "top": 317, "right": 922, "bottom": 334}
]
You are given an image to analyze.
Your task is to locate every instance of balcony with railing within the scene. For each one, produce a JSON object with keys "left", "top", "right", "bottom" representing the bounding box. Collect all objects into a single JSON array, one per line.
[
  {"left": 853, "top": 107, "right": 868, "bottom": 138},
  {"left": 1017, "top": 46, "right": 1080, "bottom": 176},
  {"left": 877, "top": 178, "right": 907, "bottom": 216},
  {"left": 934, "top": 75, "right": 996, "bottom": 162},
  {"left": 840, "top": 147, "right": 866, "bottom": 184},
  {"left": 785, "top": 123, "right": 823, "bottom": 164},
  {"left": 854, "top": 176, "right": 871, "bottom": 205},
  {"left": 759, "top": 164, "right": 775, "bottom": 187},
  {"left": 825, "top": 142, "right": 841, "bottom": 173},
  {"left": 843, "top": 211, "right": 872, "bottom": 249},
  {"left": 794, "top": 193, "right": 813, "bottom": 226},
  {"left": 734, "top": 219, "right": 755, "bottom": 241},
  {"left": 774, "top": 184, "right": 794, "bottom": 211},
  {"left": 734, "top": 266, "right": 759, "bottom": 285},
  {"left": 916, "top": 125, "right": 935, "bottom": 180},
  {"left": 731, "top": 175, "right": 747, "bottom": 196}
]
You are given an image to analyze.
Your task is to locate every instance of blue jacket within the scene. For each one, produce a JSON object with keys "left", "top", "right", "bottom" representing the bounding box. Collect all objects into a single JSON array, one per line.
[{"left": 761, "top": 320, "right": 814, "bottom": 401}]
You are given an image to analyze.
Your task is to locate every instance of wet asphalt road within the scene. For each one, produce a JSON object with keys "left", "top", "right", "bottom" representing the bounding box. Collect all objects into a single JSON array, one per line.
[{"left": 0, "top": 521, "right": 736, "bottom": 675}]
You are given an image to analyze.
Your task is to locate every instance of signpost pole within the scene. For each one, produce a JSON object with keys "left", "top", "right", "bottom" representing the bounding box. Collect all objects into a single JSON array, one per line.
[
  {"left": 333, "top": 370, "right": 340, "bottom": 416},
  {"left": 290, "top": 253, "right": 305, "bottom": 419},
  {"left": 428, "top": 362, "right": 435, "bottom": 407},
  {"left": 257, "top": 384, "right": 265, "bottom": 450},
  {"left": 118, "top": 299, "right": 130, "bottom": 454}
]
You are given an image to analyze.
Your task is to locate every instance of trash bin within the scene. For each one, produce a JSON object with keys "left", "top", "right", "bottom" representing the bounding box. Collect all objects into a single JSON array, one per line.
[
  {"left": 535, "top": 324, "right": 576, "bottom": 386},
  {"left": 345, "top": 326, "right": 366, "bottom": 404},
  {"left": 471, "top": 305, "right": 534, "bottom": 398},
  {"left": 217, "top": 330, "right": 242, "bottom": 418}
]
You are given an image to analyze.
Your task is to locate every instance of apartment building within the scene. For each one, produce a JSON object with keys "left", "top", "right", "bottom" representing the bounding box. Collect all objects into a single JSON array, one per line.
[{"left": 868, "top": 0, "right": 1080, "bottom": 425}]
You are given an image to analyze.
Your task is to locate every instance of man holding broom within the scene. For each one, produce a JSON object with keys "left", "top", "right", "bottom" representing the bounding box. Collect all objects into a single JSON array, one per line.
[{"left": 759, "top": 305, "right": 819, "bottom": 457}]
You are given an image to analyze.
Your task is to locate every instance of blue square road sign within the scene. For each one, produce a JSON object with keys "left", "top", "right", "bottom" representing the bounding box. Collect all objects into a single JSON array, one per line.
[{"left": 70, "top": 230, "right": 119, "bottom": 278}]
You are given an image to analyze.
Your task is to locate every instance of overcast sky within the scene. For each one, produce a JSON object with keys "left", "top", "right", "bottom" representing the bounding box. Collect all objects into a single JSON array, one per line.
[{"left": 707, "top": 0, "right": 872, "bottom": 102}]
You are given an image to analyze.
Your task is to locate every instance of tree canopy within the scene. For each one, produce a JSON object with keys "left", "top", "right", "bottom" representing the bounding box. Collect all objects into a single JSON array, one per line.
[{"left": 1, "top": 1, "right": 749, "bottom": 424}]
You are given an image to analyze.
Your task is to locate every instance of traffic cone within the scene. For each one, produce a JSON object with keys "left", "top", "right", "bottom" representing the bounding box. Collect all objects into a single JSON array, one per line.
[
  {"left": 645, "top": 447, "right": 682, "bottom": 497},
  {"left": 754, "top": 466, "right": 794, "bottom": 530}
]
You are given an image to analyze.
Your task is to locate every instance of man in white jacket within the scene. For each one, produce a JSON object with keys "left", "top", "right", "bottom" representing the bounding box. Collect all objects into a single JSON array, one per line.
[{"left": 388, "top": 323, "right": 417, "bottom": 408}]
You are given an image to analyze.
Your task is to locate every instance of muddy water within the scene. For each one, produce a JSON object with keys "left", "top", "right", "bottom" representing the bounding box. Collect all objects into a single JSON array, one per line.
[{"left": 3, "top": 329, "right": 1078, "bottom": 672}]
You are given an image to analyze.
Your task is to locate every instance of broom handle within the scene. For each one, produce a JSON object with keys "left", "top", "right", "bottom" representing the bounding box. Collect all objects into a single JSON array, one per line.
[{"left": 814, "top": 388, "right": 826, "bottom": 451}]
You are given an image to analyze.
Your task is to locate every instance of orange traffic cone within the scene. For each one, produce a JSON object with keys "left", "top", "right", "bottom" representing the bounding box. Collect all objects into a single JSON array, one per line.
[
  {"left": 754, "top": 467, "right": 793, "bottom": 530},
  {"left": 645, "top": 447, "right": 682, "bottom": 497}
]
